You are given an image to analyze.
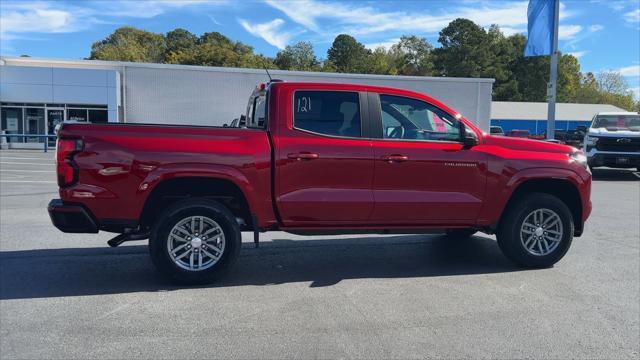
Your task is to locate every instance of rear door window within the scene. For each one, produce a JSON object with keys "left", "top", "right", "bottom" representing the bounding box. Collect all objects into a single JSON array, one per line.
[{"left": 293, "top": 91, "right": 361, "bottom": 138}]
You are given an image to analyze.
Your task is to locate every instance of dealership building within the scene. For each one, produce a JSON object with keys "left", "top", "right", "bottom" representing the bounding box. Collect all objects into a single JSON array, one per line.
[
  {"left": 491, "top": 101, "right": 627, "bottom": 135},
  {"left": 1, "top": 56, "right": 495, "bottom": 149},
  {"left": 0, "top": 56, "right": 626, "bottom": 149}
]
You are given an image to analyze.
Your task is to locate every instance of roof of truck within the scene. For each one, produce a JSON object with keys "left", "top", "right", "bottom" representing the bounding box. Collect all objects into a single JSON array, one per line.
[{"left": 595, "top": 111, "right": 638, "bottom": 116}]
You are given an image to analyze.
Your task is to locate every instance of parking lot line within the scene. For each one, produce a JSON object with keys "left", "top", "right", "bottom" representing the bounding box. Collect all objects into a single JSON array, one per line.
[
  {"left": 0, "top": 169, "right": 55, "bottom": 173},
  {"left": 0, "top": 161, "right": 55, "bottom": 166},
  {"left": 0, "top": 180, "right": 57, "bottom": 183},
  {"left": 0, "top": 157, "right": 54, "bottom": 160}
]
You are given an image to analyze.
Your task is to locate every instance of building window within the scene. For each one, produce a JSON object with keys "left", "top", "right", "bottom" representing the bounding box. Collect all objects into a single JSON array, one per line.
[
  {"left": 89, "top": 109, "right": 108, "bottom": 123},
  {"left": 1, "top": 103, "right": 109, "bottom": 147},
  {"left": 24, "top": 108, "right": 45, "bottom": 143},
  {"left": 67, "top": 109, "right": 88, "bottom": 122},
  {"left": 1, "top": 107, "right": 24, "bottom": 143}
]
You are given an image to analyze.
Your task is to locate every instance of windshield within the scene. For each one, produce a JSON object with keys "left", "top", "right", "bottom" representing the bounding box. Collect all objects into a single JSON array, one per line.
[{"left": 592, "top": 115, "right": 640, "bottom": 131}]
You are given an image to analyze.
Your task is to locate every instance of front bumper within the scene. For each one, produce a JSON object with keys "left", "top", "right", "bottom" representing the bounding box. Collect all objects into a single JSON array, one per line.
[
  {"left": 48, "top": 199, "right": 99, "bottom": 233},
  {"left": 587, "top": 151, "right": 640, "bottom": 168}
]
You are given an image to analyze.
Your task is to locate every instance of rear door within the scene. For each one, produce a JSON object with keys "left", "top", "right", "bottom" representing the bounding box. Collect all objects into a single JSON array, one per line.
[
  {"left": 273, "top": 87, "right": 374, "bottom": 226},
  {"left": 369, "top": 93, "right": 487, "bottom": 224}
]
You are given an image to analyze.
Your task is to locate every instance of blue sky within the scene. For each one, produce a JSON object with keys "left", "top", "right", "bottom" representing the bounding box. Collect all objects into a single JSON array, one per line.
[{"left": 1, "top": 0, "right": 639, "bottom": 97}]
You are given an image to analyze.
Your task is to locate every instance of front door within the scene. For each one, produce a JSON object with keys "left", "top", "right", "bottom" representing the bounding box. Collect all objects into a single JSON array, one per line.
[
  {"left": 46, "top": 109, "right": 64, "bottom": 146},
  {"left": 274, "top": 89, "right": 374, "bottom": 226},
  {"left": 369, "top": 93, "right": 487, "bottom": 224}
]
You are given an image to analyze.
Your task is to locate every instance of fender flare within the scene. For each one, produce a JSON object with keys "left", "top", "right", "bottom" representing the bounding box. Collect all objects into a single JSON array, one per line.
[
  {"left": 137, "top": 163, "right": 258, "bottom": 221},
  {"left": 481, "top": 167, "right": 586, "bottom": 227}
]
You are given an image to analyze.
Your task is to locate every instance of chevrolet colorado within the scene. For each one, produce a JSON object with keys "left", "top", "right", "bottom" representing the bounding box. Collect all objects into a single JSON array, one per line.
[{"left": 49, "top": 81, "right": 592, "bottom": 283}]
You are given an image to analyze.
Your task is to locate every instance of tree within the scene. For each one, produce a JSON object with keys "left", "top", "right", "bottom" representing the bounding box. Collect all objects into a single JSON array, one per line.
[
  {"left": 327, "top": 34, "right": 371, "bottom": 73},
  {"left": 596, "top": 71, "right": 635, "bottom": 110},
  {"left": 597, "top": 71, "right": 630, "bottom": 94},
  {"left": 90, "top": 27, "right": 166, "bottom": 63},
  {"left": 575, "top": 72, "right": 601, "bottom": 103},
  {"left": 389, "top": 35, "right": 434, "bottom": 76},
  {"left": 164, "top": 28, "right": 198, "bottom": 64},
  {"left": 368, "top": 47, "right": 395, "bottom": 75},
  {"left": 274, "top": 41, "right": 320, "bottom": 71},
  {"left": 433, "top": 19, "right": 494, "bottom": 78},
  {"left": 433, "top": 20, "right": 525, "bottom": 101},
  {"left": 507, "top": 33, "right": 583, "bottom": 103}
]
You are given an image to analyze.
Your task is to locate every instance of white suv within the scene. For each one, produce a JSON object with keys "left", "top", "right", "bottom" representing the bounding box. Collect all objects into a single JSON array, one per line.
[{"left": 583, "top": 112, "right": 640, "bottom": 171}]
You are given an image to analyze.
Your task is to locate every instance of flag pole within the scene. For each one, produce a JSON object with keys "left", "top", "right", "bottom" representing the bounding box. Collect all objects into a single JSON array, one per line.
[{"left": 546, "top": 0, "right": 560, "bottom": 140}]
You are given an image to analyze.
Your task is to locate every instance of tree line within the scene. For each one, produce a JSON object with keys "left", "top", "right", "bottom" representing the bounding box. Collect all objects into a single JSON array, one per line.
[{"left": 89, "top": 19, "right": 638, "bottom": 111}]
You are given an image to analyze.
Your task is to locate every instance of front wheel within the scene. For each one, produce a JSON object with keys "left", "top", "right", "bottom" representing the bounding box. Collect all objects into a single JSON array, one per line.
[
  {"left": 149, "top": 199, "right": 241, "bottom": 284},
  {"left": 497, "top": 193, "right": 574, "bottom": 268}
]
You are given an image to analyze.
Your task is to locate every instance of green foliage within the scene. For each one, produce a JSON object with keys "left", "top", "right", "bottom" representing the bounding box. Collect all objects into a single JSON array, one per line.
[
  {"left": 327, "top": 34, "right": 371, "bottom": 73},
  {"left": 89, "top": 25, "right": 637, "bottom": 110},
  {"left": 275, "top": 42, "right": 320, "bottom": 71},
  {"left": 389, "top": 35, "right": 434, "bottom": 76},
  {"left": 90, "top": 27, "right": 269, "bottom": 69},
  {"left": 90, "top": 27, "right": 166, "bottom": 63}
]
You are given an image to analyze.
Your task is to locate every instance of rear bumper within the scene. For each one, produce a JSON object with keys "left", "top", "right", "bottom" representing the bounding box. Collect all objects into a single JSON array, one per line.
[{"left": 48, "top": 199, "right": 99, "bottom": 233}]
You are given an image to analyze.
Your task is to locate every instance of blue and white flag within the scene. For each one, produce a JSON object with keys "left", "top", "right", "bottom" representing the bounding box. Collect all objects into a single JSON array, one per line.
[{"left": 524, "top": 0, "right": 556, "bottom": 57}]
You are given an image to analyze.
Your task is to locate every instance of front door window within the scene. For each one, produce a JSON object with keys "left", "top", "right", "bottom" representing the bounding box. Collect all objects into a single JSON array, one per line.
[{"left": 380, "top": 94, "right": 461, "bottom": 142}]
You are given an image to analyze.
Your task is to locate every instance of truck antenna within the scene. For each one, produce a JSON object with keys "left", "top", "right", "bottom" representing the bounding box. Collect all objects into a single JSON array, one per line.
[{"left": 263, "top": 64, "right": 273, "bottom": 82}]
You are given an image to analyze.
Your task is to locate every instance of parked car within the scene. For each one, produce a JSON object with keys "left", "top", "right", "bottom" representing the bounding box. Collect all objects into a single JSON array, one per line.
[
  {"left": 583, "top": 112, "right": 640, "bottom": 170},
  {"left": 49, "top": 82, "right": 592, "bottom": 283},
  {"left": 490, "top": 126, "right": 505, "bottom": 136},
  {"left": 506, "top": 129, "right": 531, "bottom": 138},
  {"left": 564, "top": 129, "right": 587, "bottom": 148}
]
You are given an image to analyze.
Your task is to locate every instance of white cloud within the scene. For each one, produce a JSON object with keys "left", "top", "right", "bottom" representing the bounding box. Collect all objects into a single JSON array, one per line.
[
  {"left": 588, "top": 24, "right": 604, "bottom": 32},
  {"left": 630, "top": 87, "right": 640, "bottom": 100},
  {"left": 264, "top": 0, "right": 585, "bottom": 41},
  {"left": 238, "top": 18, "right": 296, "bottom": 50},
  {"left": 95, "top": 0, "right": 221, "bottom": 19},
  {"left": 265, "top": 0, "right": 535, "bottom": 37},
  {"left": 618, "top": 65, "right": 640, "bottom": 77},
  {"left": 567, "top": 51, "right": 587, "bottom": 59},
  {"left": 559, "top": 25, "right": 582, "bottom": 40},
  {"left": 0, "top": 0, "right": 225, "bottom": 40},
  {"left": 624, "top": 9, "right": 640, "bottom": 23},
  {"left": 0, "top": 2, "right": 89, "bottom": 39}
]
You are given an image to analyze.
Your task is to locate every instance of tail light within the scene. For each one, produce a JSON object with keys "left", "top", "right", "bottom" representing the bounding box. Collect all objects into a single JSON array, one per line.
[{"left": 56, "top": 138, "right": 83, "bottom": 187}]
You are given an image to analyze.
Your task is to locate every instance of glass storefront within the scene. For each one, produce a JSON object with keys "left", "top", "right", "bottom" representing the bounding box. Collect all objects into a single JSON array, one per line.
[{"left": 0, "top": 103, "right": 108, "bottom": 146}]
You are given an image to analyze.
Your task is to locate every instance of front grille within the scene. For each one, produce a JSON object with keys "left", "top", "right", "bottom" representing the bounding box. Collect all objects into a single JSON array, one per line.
[{"left": 595, "top": 137, "right": 640, "bottom": 152}]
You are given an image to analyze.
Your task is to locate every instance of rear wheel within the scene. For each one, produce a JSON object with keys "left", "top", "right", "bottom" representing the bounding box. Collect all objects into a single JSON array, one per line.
[
  {"left": 497, "top": 193, "right": 573, "bottom": 268},
  {"left": 149, "top": 199, "right": 241, "bottom": 284}
]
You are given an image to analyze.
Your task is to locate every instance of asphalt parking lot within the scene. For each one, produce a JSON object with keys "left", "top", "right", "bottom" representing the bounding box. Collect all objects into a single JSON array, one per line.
[{"left": 0, "top": 149, "right": 638, "bottom": 359}]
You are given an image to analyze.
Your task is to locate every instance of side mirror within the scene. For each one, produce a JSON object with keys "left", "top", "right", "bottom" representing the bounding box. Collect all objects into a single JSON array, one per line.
[{"left": 461, "top": 124, "right": 479, "bottom": 147}]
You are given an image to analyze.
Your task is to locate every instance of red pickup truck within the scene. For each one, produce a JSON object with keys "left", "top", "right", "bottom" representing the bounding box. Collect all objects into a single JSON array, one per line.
[{"left": 49, "top": 81, "right": 592, "bottom": 283}]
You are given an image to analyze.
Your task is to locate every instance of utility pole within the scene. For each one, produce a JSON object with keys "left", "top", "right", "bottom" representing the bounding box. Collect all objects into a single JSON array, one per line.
[{"left": 546, "top": 0, "right": 560, "bottom": 140}]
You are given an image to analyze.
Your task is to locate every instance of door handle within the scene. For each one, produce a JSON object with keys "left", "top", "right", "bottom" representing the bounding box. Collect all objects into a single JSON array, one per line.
[
  {"left": 288, "top": 152, "right": 319, "bottom": 160},
  {"left": 382, "top": 154, "right": 409, "bottom": 163}
]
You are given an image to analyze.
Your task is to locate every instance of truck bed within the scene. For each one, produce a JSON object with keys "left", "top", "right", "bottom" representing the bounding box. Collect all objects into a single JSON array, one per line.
[{"left": 57, "top": 122, "right": 275, "bottom": 228}]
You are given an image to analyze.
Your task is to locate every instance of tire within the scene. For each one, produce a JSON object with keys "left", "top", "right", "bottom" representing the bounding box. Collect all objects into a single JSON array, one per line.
[
  {"left": 444, "top": 229, "right": 477, "bottom": 239},
  {"left": 497, "top": 193, "right": 573, "bottom": 268},
  {"left": 149, "top": 199, "right": 241, "bottom": 284}
]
